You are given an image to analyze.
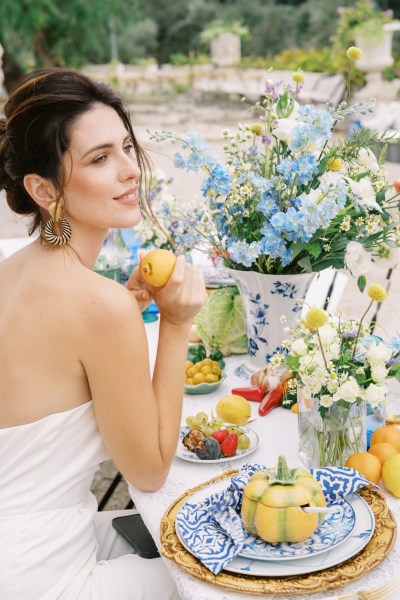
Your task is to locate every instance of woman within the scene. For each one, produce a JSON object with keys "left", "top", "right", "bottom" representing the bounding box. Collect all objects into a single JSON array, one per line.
[{"left": 0, "top": 68, "right": 205, "bottom": 599}]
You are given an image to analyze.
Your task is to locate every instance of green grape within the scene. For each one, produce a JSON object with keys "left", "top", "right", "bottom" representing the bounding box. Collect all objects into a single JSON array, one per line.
[
  {"left": 203, "top": 426, "right": 214, "bottom": 437},
  {"left": 196, "top": 412, "right": 208, "bottom": 425},
  {"left": 186, "top": 416, "right": 200, "bottom": 429},
  {"left": 238, "top": 434, "right": 250, "bottom": 450}
]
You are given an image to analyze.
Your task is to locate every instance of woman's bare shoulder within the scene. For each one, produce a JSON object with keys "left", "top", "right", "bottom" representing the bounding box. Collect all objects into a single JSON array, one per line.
[{"left": 65, "top": 265, "right": 139, "bottom": 322}]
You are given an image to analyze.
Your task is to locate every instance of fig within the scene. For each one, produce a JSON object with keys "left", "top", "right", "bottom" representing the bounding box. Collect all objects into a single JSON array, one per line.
[
  {"left": 182, "top": 429, "right": 205, "bottom": 452},
  {"left": 195, "top": 437, "right": 221, "bottom": 460}
]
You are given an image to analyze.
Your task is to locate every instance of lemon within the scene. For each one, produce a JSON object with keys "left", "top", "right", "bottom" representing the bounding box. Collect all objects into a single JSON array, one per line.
[
  {"left": 382, "top": 453, "right": 400, "bottom": 497},
  {"left": 215, "top": 394, "right": 251, "bottom": 425},
  {"left": 140, "top": 249, "right": 176, "bottom": 288}
]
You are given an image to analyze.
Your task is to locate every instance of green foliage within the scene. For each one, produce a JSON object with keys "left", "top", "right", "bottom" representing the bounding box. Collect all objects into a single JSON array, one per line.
[
  {"left": 200, "top": 20, "right": 249, "bottom": 45},
  {"left": 169, "top": 52, "right": 210, "bottom": 66},
  {"left": 117, "top": 18, "right": 158, "bottom": 64},
  {"left": 238, "top": 46, "right": 366, "bottom": 88},
  {"left": 0, "top": 0, "right": 139, "bottom": 87}
]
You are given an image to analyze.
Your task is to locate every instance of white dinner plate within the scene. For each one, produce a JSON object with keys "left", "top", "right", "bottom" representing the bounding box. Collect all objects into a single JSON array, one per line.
[
  {"left": 175, "top": 479, "right": 375, "bottom": 577},
  {"left": 176, "top": 426, "right": 259, "bottom": 464}
]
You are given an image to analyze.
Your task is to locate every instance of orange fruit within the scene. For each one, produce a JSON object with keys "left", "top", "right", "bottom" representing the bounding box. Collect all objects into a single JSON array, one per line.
[
  {"left": 370, "top": 425, "right": 400, "bottom": 452},
  {"left": 140, "top": 249, "right": 176, "bottom": 287},
  {"left": 368, "top": 442, "right": 397, "bottom": 465},
  {"left": 345, "top": 452, "right": 382, "bottom": 484},
  {"left": 291, "top": 403, "right": 298, "bottom": 414}
]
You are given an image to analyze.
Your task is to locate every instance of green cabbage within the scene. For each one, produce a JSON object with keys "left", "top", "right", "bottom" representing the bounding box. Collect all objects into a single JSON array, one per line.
[{"left": 194, "top": 286, "right": 248, "bottom": 356}]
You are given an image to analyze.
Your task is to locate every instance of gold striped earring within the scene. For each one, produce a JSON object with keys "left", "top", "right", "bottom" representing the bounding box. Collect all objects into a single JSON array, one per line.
[{"left": 43, "top": 201, "right": 72, "bottom": 246}]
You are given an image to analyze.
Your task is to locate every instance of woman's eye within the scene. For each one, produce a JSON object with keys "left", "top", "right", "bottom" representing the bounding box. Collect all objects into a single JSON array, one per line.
[
  {"left": 93, "top": 154, "right": 107, "bottom": 164},
  {"left": 124, "top": 143, "right": 135, "bottom": 154}
]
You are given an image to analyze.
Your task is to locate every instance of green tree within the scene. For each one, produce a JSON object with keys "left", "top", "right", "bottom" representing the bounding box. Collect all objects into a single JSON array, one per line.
[{"left": 0, "top": 0, "right": 139, "bottom": 91}]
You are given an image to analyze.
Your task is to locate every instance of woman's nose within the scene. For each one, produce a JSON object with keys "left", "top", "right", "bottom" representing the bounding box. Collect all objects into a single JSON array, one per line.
[{"left": 120, "top": 154, "right": 141, "bottom": 181}]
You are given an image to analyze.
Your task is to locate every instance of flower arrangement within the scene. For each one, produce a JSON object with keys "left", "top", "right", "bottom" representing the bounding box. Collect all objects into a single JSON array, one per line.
[
  {"left": 149, "top": 49, "right": 400, "bottom": 284},
  {"left": 136, "top": 169, "right": 204, "bottom": 255},
  {"left": 268, "top": 283, "right": 399, "bottom": 466}
]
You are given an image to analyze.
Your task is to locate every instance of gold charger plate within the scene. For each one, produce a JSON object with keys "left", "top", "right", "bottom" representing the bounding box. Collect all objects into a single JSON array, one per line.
[{"left": 160, "top": 469, "right": 397, "bottom": 595}]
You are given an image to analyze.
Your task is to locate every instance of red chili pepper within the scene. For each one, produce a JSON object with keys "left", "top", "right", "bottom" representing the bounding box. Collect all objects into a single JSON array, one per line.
[
  {"left": 231, "top": 385, "right": 267, "bottom": 402},
  {"left": 258, "top": 387, "right": 283, "bottom": 416}
]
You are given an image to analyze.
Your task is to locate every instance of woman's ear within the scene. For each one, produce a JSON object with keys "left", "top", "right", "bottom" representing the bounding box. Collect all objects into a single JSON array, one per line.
[{"left": 23, "top": 174, "right": 57, "bottom": 210}]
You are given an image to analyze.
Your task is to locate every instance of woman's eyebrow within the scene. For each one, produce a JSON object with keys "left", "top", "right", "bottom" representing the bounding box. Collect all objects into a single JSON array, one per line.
[
  {"left": 81, "top": 143, "right": 113, "bottom": 159},
  {"left": 81, "top": 137, "right": 131, "bottom": 160}
]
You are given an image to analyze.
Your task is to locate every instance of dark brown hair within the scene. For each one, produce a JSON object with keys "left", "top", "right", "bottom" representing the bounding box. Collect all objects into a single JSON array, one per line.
[{"left": 0, "top": 68, "right": 150, "bottom": 235}]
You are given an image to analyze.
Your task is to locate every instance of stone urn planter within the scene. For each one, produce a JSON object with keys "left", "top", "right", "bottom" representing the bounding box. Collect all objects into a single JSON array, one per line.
[{"left": 354, "top": 21, "right": 400, "bottom": 100}]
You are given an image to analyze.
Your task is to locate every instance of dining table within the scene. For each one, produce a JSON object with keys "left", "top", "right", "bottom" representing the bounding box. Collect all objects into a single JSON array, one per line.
[
  {"left": 128, "top": 319, "right": 400, "bottom": 600},
  {"left": 1, "top": 236, "right": 398, "bottom": 598}
]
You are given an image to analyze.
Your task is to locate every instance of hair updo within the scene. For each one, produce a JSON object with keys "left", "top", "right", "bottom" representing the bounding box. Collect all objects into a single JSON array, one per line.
[{"left": 0, "top": 68, "right": 149, "bottom": 235}]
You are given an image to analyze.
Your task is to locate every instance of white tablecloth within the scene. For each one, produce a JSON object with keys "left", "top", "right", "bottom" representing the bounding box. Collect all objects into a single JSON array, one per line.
[{"left": 129, "top": 321, "right": 400, "bottom": 600}]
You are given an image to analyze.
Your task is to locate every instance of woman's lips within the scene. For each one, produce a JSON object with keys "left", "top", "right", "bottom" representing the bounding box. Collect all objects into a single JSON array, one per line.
[{"left": 114, "top": 189, "right": 139, "bottom": 205}]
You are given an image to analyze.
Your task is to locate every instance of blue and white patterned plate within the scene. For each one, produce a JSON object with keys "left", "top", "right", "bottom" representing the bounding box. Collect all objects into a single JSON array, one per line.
[
  {"left": 176, "top": 426, "right": 259, "bottom": 464},
  {"left": 239, "top": 499, "right": 354, "bottom": 561},
  {"left": 175, "top": 479, "right": 375, "bottom": 577}
]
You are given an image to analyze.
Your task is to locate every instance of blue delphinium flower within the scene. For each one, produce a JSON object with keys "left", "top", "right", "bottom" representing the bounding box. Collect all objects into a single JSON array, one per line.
[
  {"left": 201, "top": 164, "right": 232, "bottom": 197},
  {"left": 227, "top": 240, "right": 263, "bottom": 267}
]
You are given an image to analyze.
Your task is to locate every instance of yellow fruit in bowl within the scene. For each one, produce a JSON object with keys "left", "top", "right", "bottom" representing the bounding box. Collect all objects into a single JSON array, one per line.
[
  {"left": 140, "top": 249, "right": 176, "bottom": 288},
  {"left": 382, "top": 453, "right": 400, "bottom": 497},
  {"left": 215, "top": 394, "right": 251, "bottom": 425}
]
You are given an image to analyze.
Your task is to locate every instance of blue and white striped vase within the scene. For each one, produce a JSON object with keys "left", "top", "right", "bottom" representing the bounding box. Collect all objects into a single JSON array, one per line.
[{"left": 228, "top": 269, "right": 314, "bottom": 373}]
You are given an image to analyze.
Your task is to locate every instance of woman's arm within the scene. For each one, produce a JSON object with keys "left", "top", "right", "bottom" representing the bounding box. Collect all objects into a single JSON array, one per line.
[{"left": 80, "top": 256, "right": 205, "bottom": 491}]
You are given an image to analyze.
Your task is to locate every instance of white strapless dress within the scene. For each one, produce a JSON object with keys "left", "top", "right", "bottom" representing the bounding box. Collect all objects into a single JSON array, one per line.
[{"left": 0, "top": 402, "right": 180, "bottom": 600}]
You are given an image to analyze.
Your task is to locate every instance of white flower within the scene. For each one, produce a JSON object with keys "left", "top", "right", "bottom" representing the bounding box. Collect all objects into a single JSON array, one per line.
[
  {"left": 357, "top": 148, "right": 381, "bottom": 174},
  {"left": 371, "top": 364, "right": 388, "bottom": 383},
  {"left": 347, "top": 176, "right": 382, "bottom": 212},
  {"left": 326, "top": 341, "right": 341, "bottom": 361},
  {"left": 291, "top": 338, "right": 308, "bottom": 356},
  {"left": 320, "top": 170, "right": 345, "bottom": 187},
  {"left": 366, "top": 341, "right": 392, "bottom": 366},
  {"left": 333, "top": 376, "right": 360, "bottom": 403},
  {"left": 273, "top": 118, "right": 302, "bottom": 143},
  {"left": 365, "top": 383, "right": 388, "bottom": 407},
  {"left": 320, "top": 394, "right": 334, "bottom": 407},
  {"left": 344, "top": 241, "right": 373, "bottom": 277}
]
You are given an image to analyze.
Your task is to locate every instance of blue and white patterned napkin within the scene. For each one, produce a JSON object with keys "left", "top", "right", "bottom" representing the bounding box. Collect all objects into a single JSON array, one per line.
[{"left": 175, "top": 462, "right": 376, "bottom": 574}]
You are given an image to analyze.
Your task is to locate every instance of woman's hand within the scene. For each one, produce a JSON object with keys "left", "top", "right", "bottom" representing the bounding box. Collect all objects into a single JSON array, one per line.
[
  {"left": 152, "top": 255, "right": 206, "bottom": 327},
  {"left": 126, "top": 260, "right": 152, "bottom": 312}
]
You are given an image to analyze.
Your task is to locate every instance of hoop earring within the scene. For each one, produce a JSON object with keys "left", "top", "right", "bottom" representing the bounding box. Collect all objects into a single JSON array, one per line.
[{"left": 43, "top": 201, "right": 72, "bottom": 246}]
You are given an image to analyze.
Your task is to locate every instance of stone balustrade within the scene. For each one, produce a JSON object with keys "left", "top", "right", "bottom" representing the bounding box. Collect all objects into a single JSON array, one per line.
[{"left": 83, "top": 63, "right": 346, "bottom": 106}]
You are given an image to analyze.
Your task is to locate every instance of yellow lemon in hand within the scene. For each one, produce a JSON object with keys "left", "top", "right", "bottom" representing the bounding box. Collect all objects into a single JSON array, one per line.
[
  {"left": 140, "top": 249, "right": 176, "bottom": 288},
  {"left": 216, "top": 394, "right": 251, "bottom": 425},
  {"left": 382, "top": 453, "right": 400, "bottom": 497}
]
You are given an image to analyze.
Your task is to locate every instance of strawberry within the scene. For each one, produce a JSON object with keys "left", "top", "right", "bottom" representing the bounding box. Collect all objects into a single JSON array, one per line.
[
  {"left": 220, "top": 433, "right": 238, "bottom": 457},
  {"left": 211, "top": 429, "right": 229, "bottom": 444}
]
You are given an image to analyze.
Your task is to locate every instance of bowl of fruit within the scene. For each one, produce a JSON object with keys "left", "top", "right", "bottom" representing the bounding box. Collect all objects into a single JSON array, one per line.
[
  {"left": 184, "top": 359, "right": 226, "bottom": 395},
  {"left": 177, "top": 411, "right": 259, "bottom": 463}
]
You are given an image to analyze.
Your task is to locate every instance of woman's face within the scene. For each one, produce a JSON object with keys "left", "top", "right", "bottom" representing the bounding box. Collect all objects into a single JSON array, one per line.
[{"left": 62, "top": 104, "right": 141, "bottom": 232}]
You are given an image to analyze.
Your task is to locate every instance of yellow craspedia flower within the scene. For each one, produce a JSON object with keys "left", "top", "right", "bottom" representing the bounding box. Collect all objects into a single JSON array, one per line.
[
  {"left": 304, "top": 307, "right": 328, "bottom": 331},
  {"left": 250, "top": 123, "right": 263, "bottom": 136},
  {"left": 327, "top": 157, "right": 342, "bottom": 171},
  {"left": 367, "top": 283, "right": 387, "bottom": 302},
  {"left": 347, "top": 46, "right": 363, "bottom": 62},
  {"left": 208, "top": 188, "right": 216, "bottom": 197},
  {"left": 292, "top": 71, "right": 305, "bottom": 84}
]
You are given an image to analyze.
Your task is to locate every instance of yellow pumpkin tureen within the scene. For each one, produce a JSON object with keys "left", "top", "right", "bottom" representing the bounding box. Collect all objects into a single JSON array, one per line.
[{"left": 241, "top": 456, "right": 326, "bottom": 544}]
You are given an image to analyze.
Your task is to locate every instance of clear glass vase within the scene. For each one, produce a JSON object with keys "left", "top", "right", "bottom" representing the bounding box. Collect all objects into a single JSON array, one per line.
[{"left": 297, "top": 388, "right": 366, "bottom": 468}]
